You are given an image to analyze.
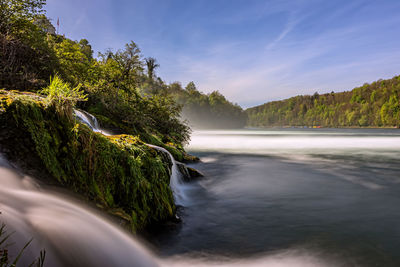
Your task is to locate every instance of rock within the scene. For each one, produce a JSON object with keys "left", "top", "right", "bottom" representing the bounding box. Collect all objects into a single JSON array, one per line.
[
  {"left": 187, "top": 167, "right": 204, "bottom": 178},
  {"left": 176, "top": 162, "right": 203, "bottom": 182},
  {"left": 183, "top": 153, "right": 200, "bottom": 163},
  {"left": 176, "top": 162, "right": 190, "bottom": 181}
]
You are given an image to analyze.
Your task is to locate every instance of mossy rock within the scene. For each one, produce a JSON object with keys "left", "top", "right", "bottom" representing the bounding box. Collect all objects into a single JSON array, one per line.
[{"left": 0, "top": 90, "right": 176, "bottom": 231}]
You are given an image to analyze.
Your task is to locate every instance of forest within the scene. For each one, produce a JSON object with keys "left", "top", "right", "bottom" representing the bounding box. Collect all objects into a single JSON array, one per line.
[{"left": 246, "top": 76, "right": 400, "bottom": 128}]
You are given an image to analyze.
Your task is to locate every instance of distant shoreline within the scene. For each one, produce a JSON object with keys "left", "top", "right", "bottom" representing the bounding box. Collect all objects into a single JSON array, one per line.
[{"left": 244, "top": 126, "right": 400, "bottom": 130}]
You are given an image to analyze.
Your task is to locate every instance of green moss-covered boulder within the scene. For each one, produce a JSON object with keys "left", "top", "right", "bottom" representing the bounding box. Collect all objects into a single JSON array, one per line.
[{"left": 0, "top": 90, "right": 175, "bottom": 231}]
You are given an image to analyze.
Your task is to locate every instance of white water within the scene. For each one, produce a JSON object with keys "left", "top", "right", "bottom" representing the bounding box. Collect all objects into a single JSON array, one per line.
[
  {"left": 188, "top": 129, "right": 400, "bottom": 160},
  {"left": 74, "top": 109, "right": 112, "bottom": 136},
  {"left": 161, "top": 252, "right": 336, "bottom": 267},
  {"left": 187, "top": 129, "right": 400, "bottom": 191},
  {"left": 147, "top": 145, "right": 187, "bottom": 206}
]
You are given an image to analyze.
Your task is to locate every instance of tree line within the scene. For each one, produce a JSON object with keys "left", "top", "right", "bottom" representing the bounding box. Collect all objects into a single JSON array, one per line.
[{"left": 246, "top": 76, "right": 400, "bottom": 128}]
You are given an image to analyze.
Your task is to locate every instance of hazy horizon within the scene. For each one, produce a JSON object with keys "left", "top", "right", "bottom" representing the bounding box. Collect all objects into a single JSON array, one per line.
[{"left": 46, "top": 0, "right": 400, "bottom": 108}]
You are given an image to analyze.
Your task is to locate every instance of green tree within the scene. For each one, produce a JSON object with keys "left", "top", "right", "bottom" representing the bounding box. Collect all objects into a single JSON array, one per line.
[
  {"left": 79, "top": 39, "right": 93, "bottom": 60},
  {"left": 0, "top": 0, "right": 46, "bottom": 36},
  {"left": 145, "top": 57, "right": 159, "bottom": 80}
]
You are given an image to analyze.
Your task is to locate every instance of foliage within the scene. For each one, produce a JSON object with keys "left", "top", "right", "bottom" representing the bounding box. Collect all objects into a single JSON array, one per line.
[
  {"left": 81, "top": 42, "right": 191, "bottom": 146},
  {"left": 41, "top": 75, "right": 87, "bottom": 104},
  {"left": 48, "top": 36, "right": 92, "bottom": 85},
  {"left": 0, "top": 0, "right": 59, "bottom": 91},
  {"left": 0, "top": 0, "right": 46, "bottom": 36},
  {"left": 145, "top": 57, "right": 159, "bottom": 80},
  {"left": 39, "top": 75, "right": 86, "bottom": 120},
  {"left": 246, "top": 76, "right": 400, "bottom": 128}
]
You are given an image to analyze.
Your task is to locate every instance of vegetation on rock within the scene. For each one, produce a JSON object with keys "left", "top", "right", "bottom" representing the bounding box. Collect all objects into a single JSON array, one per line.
[{"left": 0, "top": 90, "right": 175, "bottom": 231}]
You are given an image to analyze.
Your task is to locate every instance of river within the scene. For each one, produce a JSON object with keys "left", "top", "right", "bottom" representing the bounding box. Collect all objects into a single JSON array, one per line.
[
  {"left": 151, "top": 128, "right": 400, "bottom": 266},
  {"left": 2, "top": 127, "right": 400, "bottom": 266}
]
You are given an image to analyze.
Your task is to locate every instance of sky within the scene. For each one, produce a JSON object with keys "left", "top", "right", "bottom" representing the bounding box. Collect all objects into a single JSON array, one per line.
[{"left": 45, "top": 0, "right": 400, "bottom": 108}]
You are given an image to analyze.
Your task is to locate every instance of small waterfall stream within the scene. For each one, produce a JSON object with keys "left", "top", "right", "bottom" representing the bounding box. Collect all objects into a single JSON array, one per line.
[
  {"left": 74, "top": 109, "right": 187, "bottom": 205},
  {"left": 147, "top": 145, "right": 186, "bottom": 206},
  {"left": 74, "top": 109, "right": 112, "bottom": 136}
]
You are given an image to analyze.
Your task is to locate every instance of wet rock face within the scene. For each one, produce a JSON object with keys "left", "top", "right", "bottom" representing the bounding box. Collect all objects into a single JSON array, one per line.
[
  {"left": 176, "top": 162, "right": 190, "bottom": 181},
  {"left": 152, "top": 147, "right": 203, "bottom": 182},
  {"left": 187, "top": 167, "right": 204, "bottom": 179},
  {"left": 176, "top": 162, "right": 203, "bottom": 182}
]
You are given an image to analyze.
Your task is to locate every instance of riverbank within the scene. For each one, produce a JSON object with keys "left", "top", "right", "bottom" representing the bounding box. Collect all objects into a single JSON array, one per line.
[{"left": 0, "top": 90, "right": 198, "bottom": 232}]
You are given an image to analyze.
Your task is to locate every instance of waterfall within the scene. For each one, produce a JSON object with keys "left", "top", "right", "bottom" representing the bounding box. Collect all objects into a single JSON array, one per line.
[
  {"left": 74, "top": 109, "right": 187, "bottom": 206},
  {"left": 147, "top": 145, "right": 186, "bottom": 206},
  {"left": 73, "top": 109, "right": 111, "bottom": 136}
]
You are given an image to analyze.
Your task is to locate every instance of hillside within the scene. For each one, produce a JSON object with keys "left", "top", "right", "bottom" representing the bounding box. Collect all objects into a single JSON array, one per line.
[{"left": 246, "top": 75, "right": 400, "bottom": 128}]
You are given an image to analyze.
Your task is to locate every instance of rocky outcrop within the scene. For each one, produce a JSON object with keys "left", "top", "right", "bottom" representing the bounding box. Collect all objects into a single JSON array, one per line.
[
  {"left": 0, "top": 90, "right": 176, "bottom": 232},
  {"left": 176, "top": 162, "right": 204, "bottom": 182}
]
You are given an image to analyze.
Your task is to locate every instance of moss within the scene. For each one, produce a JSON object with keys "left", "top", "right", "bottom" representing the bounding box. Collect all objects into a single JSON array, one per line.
[
  {"left": 84, "top": 102, "right": 198, "bottom": 162},
  {"left": 0, "top": 90, "right": 176, "bottom": 231}
]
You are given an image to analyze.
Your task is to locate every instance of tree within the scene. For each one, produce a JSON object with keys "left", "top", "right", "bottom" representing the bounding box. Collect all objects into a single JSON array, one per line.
[
  {"left": 0, "top": 0, "right": 46, "bottom": 36},
  {"left": 0, "top": 0, "right": 58, "bottom": 91},
  {"left": 50, "top": 37, "right": 91, "bottom": 85},
  {"left": 79, "top": 39, "right": 93, "bottom": 60},
  {"left": 185, "top": 81, "right": 197, "bottom": 92},
  {"left": 117, "top": 41, "right": 142, "bottom": 81},
  {"left": 145, "top": 57, "right": 159, "bottom": 80}
]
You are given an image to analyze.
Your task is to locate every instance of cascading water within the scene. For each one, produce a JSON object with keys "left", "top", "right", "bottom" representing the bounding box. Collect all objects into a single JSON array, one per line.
[
  {"left": 74, "top": 109, "right": 187, "bottom": 205},
  {"left": 147, "top": 145, "right": 187, "bottom": 206},
  {"left": 73, "top": 109, "right": 111, "bottom": 136}
]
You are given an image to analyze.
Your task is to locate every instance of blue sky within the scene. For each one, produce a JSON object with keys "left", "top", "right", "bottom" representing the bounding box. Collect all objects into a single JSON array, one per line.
[{"left": 46, "top": 0, "right": 400, "bottom": 108}]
